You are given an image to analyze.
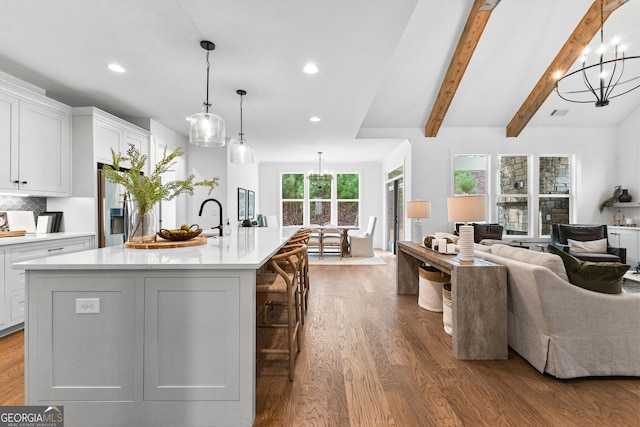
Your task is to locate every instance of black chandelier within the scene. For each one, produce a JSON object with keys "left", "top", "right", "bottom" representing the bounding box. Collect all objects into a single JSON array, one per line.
[
  {"left": 307, "top": 152, "right": 332, "bottom": 188},
  {"left": 554, "top": 0, "right": 640, "bottom": 107}
]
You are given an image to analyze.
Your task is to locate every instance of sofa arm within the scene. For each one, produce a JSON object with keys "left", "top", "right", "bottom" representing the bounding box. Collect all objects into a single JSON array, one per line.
[
  {"left": 549, "top": 242, "right": 570, "bottom": 253},
  {"left": 608, "top": 246, "right": 627, "bottom": 264}
]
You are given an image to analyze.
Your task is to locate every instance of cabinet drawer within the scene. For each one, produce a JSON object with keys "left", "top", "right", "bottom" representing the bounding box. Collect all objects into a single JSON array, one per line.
[
  {"left": 9, "top": 238, "right": 92, "bottom": 263},
  {"left": 10, "top": 293, "right": 25, "bottom": 322}
]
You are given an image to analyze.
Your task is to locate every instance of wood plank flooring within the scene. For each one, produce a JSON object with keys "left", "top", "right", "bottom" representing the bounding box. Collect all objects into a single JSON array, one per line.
[{"left": 2, "top": 250, "right": 639, "bottom": 426}]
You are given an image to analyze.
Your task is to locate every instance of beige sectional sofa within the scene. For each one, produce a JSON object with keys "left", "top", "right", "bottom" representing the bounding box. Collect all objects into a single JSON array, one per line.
[{"left": 474, "top": 244, "right": 640, "bottom": 379}]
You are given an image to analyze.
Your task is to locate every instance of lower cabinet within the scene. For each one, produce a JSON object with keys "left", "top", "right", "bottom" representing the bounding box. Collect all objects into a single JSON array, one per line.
[
  {"left": 608, "top": 226, "right": 639, "bottom": 267},
  {"left": 1, "top": 235, "right": 94, "bottom": 336}
]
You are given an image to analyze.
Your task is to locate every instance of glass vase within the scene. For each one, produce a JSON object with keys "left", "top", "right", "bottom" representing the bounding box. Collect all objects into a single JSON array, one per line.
[{"left": 128, "top": 207, "right": 157, "bottom": 244}]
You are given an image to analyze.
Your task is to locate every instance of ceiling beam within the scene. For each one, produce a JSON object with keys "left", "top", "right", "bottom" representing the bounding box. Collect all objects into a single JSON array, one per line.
[
  {"left": 424, "top": 0, "right": 500, "bottom": 138},
  {"left": 506, "top": 0, "right": 628, "bottom": 138}
]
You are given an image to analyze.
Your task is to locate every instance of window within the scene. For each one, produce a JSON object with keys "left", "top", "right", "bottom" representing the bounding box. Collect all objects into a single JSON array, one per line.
[
  {"left": 337, "top": 173, "right": 359, "bottom": 226},
  {"left": 281, "top": 173, "right": 304, "bottom": 226},
  {"left": 454, "top": 155, "right": 487, "bottom": 195},
  {"left": 497, "top": 155, "right": 529, "bottom": 236},
  {"left": 281, "top": 172, "right": 360, "bottom": 226},
  {"left": 538, "top": 156, "right": 571, "bottom": 236}
]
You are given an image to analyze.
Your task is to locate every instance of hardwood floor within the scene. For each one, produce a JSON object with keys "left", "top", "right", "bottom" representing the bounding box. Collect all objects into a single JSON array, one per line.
[{"left": 2, "top": 250, "right": 639, "bottom": 426}]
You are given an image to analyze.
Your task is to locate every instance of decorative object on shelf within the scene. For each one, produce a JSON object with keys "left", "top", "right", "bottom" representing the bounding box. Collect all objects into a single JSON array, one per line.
[
  {"left": 554, "top": 0, "right": 640, "bottom": 107},
  {"left": 229, "top": 90, "right": 255, "bottom": 164},
  {"left": 158, "top": 224, "right": 203, "bottom": 241},
  {"left": 614, "top": 209, "right": 625, "bottom": 226},
  {"left": 224, "top": 218, "right": 232, "bottom": 235},
  {"left": 407, "top": 200, "right": 431, "bottom": 243},
  {"left": 102, "top": 144, "right": 218, "bottom": 244},
  {"left": 618, "top": 189, "right": 632, "bottom": 203},
  {"left": 307, "top": 152, "right": 333, "bottom": 189},
  {"left": 599, "top": 185, "right": 622, "bottom": 212},
  {"left": 447, "top": 195, "right": 486, "bottom": 262},
  {"left": 189, "top": 40, "right": 225, "bottom": 147}
]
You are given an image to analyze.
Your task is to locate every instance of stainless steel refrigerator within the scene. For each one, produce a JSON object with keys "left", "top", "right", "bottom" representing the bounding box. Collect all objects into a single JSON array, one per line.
[{"left": 97, "top": 164, "right": 129, "bottom": 247}]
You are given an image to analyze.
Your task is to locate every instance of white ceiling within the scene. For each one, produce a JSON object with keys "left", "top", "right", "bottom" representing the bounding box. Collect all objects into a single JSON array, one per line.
[{"left": 1, "top": 0, "right": 638, "bottom": 163}]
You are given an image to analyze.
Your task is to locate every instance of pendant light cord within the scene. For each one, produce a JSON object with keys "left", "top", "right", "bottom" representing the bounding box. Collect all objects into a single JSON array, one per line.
[
  {"left": 204, "top": 50, "right": 211, "bottom": 113},
  {"left": 239, "top": 93, "right": 245, "bottom": 142}
]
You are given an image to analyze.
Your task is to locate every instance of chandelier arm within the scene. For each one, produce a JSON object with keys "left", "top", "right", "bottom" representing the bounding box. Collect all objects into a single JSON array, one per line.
[
  {"left": 581, "top": 67, "right": 599, "bottom": 100},
  {"left": 603, "top": 55, "right": 624, "bottom": 101},
  {"left": 607, "top": 81, "right": 640, "bottom": 100}
]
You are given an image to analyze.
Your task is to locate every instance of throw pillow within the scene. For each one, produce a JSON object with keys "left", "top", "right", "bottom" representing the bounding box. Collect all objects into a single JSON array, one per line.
[
  {"left": 548, "top": 245, "right": 628, "bottom": 294},
  {"left": 567, "top": 238, "right": 607, "bottom": 254},
  {"left": 491, "top": 244, "right": 569, "bottom": 281}
]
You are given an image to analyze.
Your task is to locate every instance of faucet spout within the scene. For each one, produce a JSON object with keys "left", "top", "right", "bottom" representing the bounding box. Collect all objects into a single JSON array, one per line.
[{"left": 198, "top": 198, "right": 224, "bottom": 236}]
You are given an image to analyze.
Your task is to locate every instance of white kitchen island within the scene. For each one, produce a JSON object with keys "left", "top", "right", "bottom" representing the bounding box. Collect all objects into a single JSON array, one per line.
[{"left": 18, "top": 227, "right": 297, "bottom": 427}]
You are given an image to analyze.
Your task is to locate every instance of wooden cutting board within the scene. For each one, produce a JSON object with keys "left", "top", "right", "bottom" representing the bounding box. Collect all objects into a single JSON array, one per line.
[
  {"left": 124, "top": 236, "right": 208, "bottom": 249},
  {"left": 0, "top": 230, "right": 27, "bottom": 237}
]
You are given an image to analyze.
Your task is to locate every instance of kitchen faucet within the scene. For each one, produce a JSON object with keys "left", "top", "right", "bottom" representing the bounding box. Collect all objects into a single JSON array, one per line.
[{"left": 198, "top": 198, "right": 223, "bottom": 236}]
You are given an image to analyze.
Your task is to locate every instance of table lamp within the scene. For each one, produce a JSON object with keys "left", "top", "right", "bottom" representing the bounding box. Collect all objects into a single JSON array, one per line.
[
  {"left": 447, "top": 195, "right": 486, "bottom": 261},
  {"left": 407, "top": 200, "right": 431, "bottom": 243}
]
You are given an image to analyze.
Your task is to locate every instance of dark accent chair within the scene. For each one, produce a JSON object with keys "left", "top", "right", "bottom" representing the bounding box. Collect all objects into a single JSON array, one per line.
[
  {"left": 455, "top": 223, "right": 504, "bottom": 243},
  {"left": 550, "top": 224, "right": 626, "bottom": 264}
]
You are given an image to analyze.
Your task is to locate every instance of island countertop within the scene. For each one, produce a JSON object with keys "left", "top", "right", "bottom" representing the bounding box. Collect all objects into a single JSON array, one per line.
[{"left": 16, "top": 227, "right": 298, "bottom": 270}]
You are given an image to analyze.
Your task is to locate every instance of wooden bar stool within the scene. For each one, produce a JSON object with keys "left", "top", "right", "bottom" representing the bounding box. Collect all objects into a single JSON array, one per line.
[{"left": 256, "top": 243, "right": 305, "bottom": 380}]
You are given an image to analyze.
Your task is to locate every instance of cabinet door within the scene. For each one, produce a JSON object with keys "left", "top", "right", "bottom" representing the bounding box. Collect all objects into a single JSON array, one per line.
[
  {"left": 609, "top": 228, "right": 638, "bottom": 266},
  {"left": 19, "top": 100, "right": 70, "bottom": 195},
  {"left": 0, "top": 249, "right": 6, "bottom": 330},
  {"left": 124, "top": 130, "right": 149, "bottom": 174},
  {"left": 95, "top": 118, "right": 123, "bottom": 164},
  {"left": 0, "top": 92, "right": 19, "bottom": 192}
]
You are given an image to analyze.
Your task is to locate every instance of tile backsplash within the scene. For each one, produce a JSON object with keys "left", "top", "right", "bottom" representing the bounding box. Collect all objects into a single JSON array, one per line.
[{"left": 0, "top": 196, "right": 47, "bottom": 218}]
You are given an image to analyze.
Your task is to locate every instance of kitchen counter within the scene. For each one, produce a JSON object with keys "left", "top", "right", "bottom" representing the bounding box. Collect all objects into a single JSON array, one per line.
[
  {"left": 17, "top": 227, "right": 294, "bottom": 270},
  {"left": 0, "top": 231, "right": 94, "bottom": 247},
  {"left": 21, "top": 227, "right": 297, "bottom": 427}
]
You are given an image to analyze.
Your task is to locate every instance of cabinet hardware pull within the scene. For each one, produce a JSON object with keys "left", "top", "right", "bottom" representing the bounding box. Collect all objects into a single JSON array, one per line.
[
  {"left": 21, "top": 181, "right": 27, "bottom": 184},
  {"left": 47, "top": 248, "right": 63, "bottom": 252},
  {"left": 13, "top": 180, "right": 19, "bottom": 184}
]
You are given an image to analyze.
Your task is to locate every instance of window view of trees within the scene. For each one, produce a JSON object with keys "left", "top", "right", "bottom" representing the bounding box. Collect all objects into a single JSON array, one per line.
[
  {"left": 281, "top": 172, "right": 360, "bottom": 226},
  {"left": 282, "top": 173, "right": 304, "bottom": 226}
]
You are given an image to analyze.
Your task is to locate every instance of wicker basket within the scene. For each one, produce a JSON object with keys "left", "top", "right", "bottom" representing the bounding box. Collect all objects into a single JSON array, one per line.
[
  {"left": 443, "top": 283, "right": 452, "bottom": 336},
  {"left": 418, "top": 266, "right": 450, "bottom": 312},
  {"left": 157, "top": 226, "right": 203, "bottom": 241}
]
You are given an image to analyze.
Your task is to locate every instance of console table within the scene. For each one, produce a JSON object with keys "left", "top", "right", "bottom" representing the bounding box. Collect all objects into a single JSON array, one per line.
[{"left": 397, "top": 241, "right": 508, "bottom": 360}]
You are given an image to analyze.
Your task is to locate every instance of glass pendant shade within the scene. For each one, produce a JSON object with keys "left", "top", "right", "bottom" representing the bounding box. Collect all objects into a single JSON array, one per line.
[
  {"left": 229, "top": 139, "right": 254, "bottom": 164},
  {"left": 189, "top": 112, "right": 225, "bottom": 147}
]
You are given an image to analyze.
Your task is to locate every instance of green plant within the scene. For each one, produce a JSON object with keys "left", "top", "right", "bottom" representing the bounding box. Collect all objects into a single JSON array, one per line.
[
  {"left": 103, "top": 143, "right": 219, "bottom": 215},
  {"left": 454, "top": 170, "right": 478, "bottom": 194},
  {"left": 599, "top": 185, "right": 622, "bottom": 213}
]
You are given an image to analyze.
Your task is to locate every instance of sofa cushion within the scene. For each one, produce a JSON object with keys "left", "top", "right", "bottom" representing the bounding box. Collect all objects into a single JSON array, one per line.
[
  {"left": 548, "top": 245, "right": 628, "bottom": 294},
  {"left": 567, "top": 238, "right": 607, "bottom": 254},
  {"left": 491, "top": 244, "right": 569, "bottom": 281}
]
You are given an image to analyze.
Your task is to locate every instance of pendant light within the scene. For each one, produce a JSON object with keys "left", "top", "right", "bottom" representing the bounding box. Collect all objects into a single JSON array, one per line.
[
  {"left": 229, "top": 89, "right": 255, "bottom": 164},
  {"left": 189, "top": 40, "right": 225, "bottom": 147}
]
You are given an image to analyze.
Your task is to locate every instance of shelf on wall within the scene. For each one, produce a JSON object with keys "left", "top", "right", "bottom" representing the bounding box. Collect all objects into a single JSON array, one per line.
[{"left": 612, "top": 203, "right": 640, "bottom": 208}]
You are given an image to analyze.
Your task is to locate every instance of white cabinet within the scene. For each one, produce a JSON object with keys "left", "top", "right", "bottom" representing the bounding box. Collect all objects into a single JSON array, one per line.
[
  {"left": 608, "top": 226, "right": 639, "bottom": 267},
  {"left": 0, "top": 82, "right": 71, "bottom": 196},
  {"left": 1, "top": 235, "right": 95, "bottom": 336}
]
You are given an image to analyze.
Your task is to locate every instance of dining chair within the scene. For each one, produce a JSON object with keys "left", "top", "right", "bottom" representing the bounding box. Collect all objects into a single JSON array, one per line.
[
  {"left": 350, "top": 216, "right": 377, "bottom": 257},
  {"left": 320, "top": 228, "right": 343, "bottom": 259},
  {"left": 256, "top": 243, "right": 305, "bottom": 380}
]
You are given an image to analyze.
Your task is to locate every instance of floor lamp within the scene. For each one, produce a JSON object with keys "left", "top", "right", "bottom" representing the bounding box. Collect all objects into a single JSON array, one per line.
[
  {"left": 407, "top": 200, "right": 431, "bottom": 243},
  {"left": 447, "top": 195, "right": 486, "bottom": 261}
]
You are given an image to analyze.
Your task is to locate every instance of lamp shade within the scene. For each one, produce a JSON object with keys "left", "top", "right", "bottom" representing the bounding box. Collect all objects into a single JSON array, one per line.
[
  {"left": 189, "top": 112, "right": 225, "bottom": 147},
  {"left": 229, "top": 139, "right": 255, "bottom": 164},
  {"left": 447, "top": 195, "right": 486, "bottom": 223},
  {"left": 407, "top": 201, "right": 431, "bottom": 219}
]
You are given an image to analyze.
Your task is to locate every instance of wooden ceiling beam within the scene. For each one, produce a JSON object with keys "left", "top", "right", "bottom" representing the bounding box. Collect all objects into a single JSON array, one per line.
[
  {"left": 506, "top": 0, "right": 628, "bottom": 138},
  {"left": 424, "top": 0, "right": 500, "bottom": 138}
]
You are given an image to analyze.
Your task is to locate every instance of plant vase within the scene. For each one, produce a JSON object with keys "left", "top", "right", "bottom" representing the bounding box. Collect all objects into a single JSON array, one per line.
[
  {"left": 128, "top": 206, "right": 157, "bottom": 244},
  {"left": 618, "top": 189, "right": 632, "bottom": 203}
]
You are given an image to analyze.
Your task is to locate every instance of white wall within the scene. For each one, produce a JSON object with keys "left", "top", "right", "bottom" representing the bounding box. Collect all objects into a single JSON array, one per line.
[
  {"left": 187, "top": 145, "right": 227, "bottom": 231},
  {"left": 616, "top": 107, "right": 640, "bottom": 200},
  {"left": 227, "top": 160, "right": 260, "bottom": 228},
  {"left": 361, "top": 126, "right": 619, "bottom": 239},
  {"left": 259, "top": 161, "right": 384, "bottom": 248},
  {"left": 381, "top": 140, "right": 411, "bottom": 246}
]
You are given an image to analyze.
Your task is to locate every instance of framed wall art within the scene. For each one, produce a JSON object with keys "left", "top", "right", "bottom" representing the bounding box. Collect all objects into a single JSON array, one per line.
[
  {"left": 248, "top": 190, "right": 255, "bottom": 220},
  {"left": 238, "top": 188, "right": 247, "bottom": 221}
]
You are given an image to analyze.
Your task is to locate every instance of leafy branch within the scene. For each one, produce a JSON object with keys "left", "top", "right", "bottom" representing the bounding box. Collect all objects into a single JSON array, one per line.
[
  {"left": 599, "top": 185, "right": 622, "bottom": 213},
  {"left": 102, "top": 144, "right": 219, "bottom": 213}
]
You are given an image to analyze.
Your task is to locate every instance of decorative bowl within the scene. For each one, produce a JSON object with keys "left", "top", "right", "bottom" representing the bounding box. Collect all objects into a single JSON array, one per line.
[{"left": 157, "top": 225, "right": 203, "bottom": 241}]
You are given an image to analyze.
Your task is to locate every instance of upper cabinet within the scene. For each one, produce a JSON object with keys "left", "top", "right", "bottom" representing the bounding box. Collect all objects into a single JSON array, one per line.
[
  {"left": 0, "top": 81, "right": 71, "bottom": 197},
  {"left": 71, "top": 107, "right": 150, "bottom": 197}
]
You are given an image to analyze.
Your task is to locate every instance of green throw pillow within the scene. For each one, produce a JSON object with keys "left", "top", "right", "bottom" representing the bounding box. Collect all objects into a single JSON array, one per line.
[{"left": 548, "top": 245, "right": 627, "bottom": 294}]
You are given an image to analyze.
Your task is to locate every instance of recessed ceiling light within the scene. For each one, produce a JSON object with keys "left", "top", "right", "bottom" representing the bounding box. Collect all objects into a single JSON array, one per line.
[
  {"left": 303, "top": 63, "right": 319, "bottom": 74},
  {"left": 309, "top": 116, "right": 321, "bottom": 122},
  {"left": 107, "top": 63, "right": 126, "bottom": 73}
]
